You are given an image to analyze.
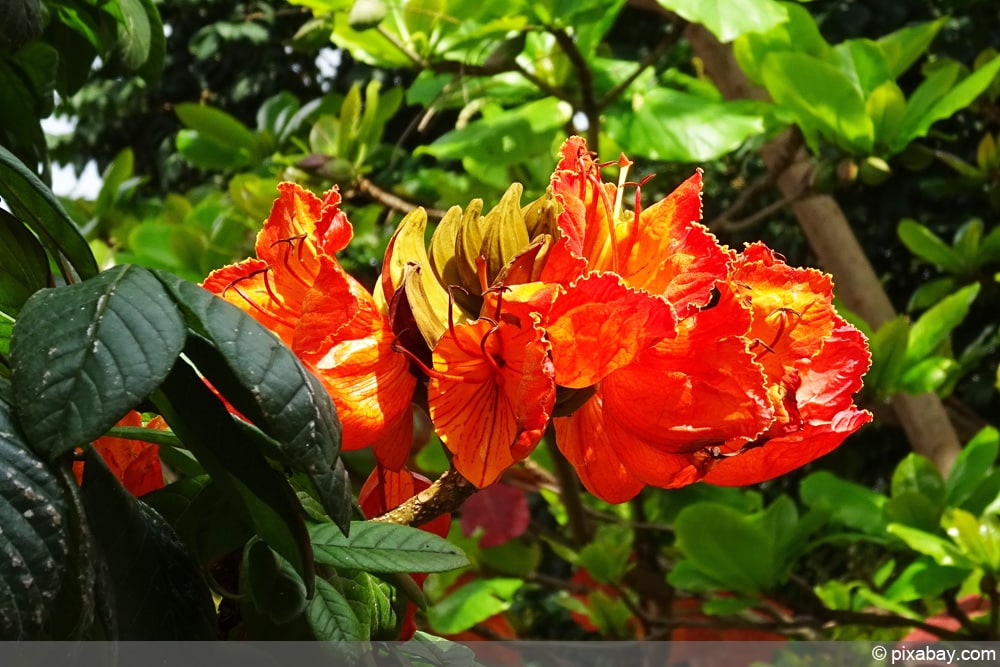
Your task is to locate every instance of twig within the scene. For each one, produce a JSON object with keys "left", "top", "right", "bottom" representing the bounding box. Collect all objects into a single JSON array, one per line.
[
  {"left": 371, "top": 466, "right": 476, "bottom": 527},
  {"left": 550, "top": 28, "right": 600, "bottom": 152},
  {"left": 703, "top": 171, "right": 774, "bottom": 229},
  {"left": 598, "top": 20, "right": 688, "bottom": 109},
  {"left": 351, "top": 176, "right": 448, "bottom": 219},
  {"left": 709, "top": 193, "right": 796, "bottom": 234},
  {"left": 544, "top": 429, "right": 593, "bottom": 545}
]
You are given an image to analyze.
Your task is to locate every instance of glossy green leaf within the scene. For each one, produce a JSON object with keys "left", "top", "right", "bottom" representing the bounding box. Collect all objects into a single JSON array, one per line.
[
  {"left": 152, "top": 272, "right": 346, "bottom": 532},
  {"left": 79, "top": 448, "right": 216, "bottom": 638},
  {"left": 800, "top": 471, "right": 887, "bottom": 535},
  {"left": 0, "top": 396, "right": 69, "bottom": 639},
  {"left": 885, "top": 491, "right": 941, "bottom": 533},
  {"left": 832, "top": 39, "right": 893, "bottom": 99},
  {"left": 175, "top": 129, "right": 253, "bottom": 170},
  {"left": 307, "top": 576, "right": 365, "bottom": 640},
  {"left": 0, "top": 145, "right": 97, "bottom": 281},
  {"left": 896, "top": 56, "right": 1000, "bottom": 151},
  {"left": 943, "top": 508, "right": 1000, "bottom": 573},
  {"left": 866, "top": 81, "right": 907, "bottom": 148},
  {"left": 425, "top": 578, "right": 522, "bottom": 635},
  {"left": 154, "top": 360, "right": 315, "bottom": 596},
  {"left": 760, "top": 52, "right": 874, "bottom": 153},
  {"left": 898, "top": 218, "right": 965, "bottom": 273},
  {"left": 674, "top": 503, "right": 777, "bottom": 594},
  {"left": 905, "top": 282, "right": 980, "bottom": 364},
  {"left": 884, "top": 557, "right": 971, "bottom": 601},
  {"left": 112, "top": 0, "right": 152, "bottom": 72},
  {"left": 947, "top": 427, "right": 1000, "bottom": 507},
  {"left": 656, "top": 0, "right": 787, "bottom": 43},
  {"left": 953, "top": 218, "right": 983, "bottom": 266},
  {"left": 866, "top": 314, "right": 910, "bottom": 396},
  {"left": 339, "top": 571, "right": 400, "bottom": 640},
  {"left": 887, "top": 523, "right": 974, "bottom": 569},
  {"left": 892, "top": 453, "right": 946, "bottom": 505},
  {"left": 10, "top": 265, "right": 186, "bottom": 460},
  {"left": 175, "top": 103, "right": 257, "bottom": 152},
  {"left": 876, "top": 18, "right": 946, "bottom": 78},
  {"left": 898, "top": 356, "right": 956, "bottom": 394},
  {"left": 732, "top": 4, "right": 829, "bottom": 84},
  {"left": 577, "top": 524, "right": 632, "bottom": 584},
  {"left": 310, "top": 521, "right": 469, "bottom": 574},
  {"left": 606, "top": 88, "right": 766, "bottom": 162},
  {"left": 666, "top": 561, "right": 726, "bottom": 592},
  {"left": 908, "top": 277, "right": 959, "bottom": 313}
]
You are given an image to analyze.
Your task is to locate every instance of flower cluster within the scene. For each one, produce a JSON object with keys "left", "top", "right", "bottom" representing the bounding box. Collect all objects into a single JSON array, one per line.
[{"left": 203, "top": 136, "right": 871, "bottom": 504}]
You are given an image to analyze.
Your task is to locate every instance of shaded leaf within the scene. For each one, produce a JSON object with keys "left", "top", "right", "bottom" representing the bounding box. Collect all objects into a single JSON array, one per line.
[
  {"left": 79, "top": 448, "right": 216, "bottom": 638},
  {"left": 0, "top": 397, "right": 69, "bottom": 639},
  {"left": 11, "top": 265, "right": 186, "bottom": 460}
]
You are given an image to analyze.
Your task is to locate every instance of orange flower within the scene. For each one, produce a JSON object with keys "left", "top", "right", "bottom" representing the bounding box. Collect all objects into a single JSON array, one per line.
[
  {"left": 73, "top": 411, "right": 166, "bottom": 497},
  {"left": 203, "top": 183, "right": 416, "bottom": 468},
  {"left": 542, "top": 137, "right": 870, "bottom": 500}
]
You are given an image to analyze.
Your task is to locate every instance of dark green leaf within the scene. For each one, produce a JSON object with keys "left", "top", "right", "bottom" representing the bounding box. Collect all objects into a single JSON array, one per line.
[
  {"left": 674, "top": 503, "right": 777, "bottom": 593},
  {"left": 243, "top": 539, "right": 309, "bottom": 624},
  {"left": 908, "top": 277, "right": 959, "bottom": 313},
  {"left": 0, "top": 144, "right": 97, "bottom": 281},
  {"left": 0, "top": 208, "right": 50, "bottom": 320},
  {"left": 577, "top": 524, "right": 632, "bottom": 584},
  {"left": 311, "top": 521, "right": 468, "bottom": 573},
  {"left": 152, "top": 271, "right": 345, "bottom": 532},
  {"left": 884, "top": 557, "right": 971, "bottom": 601},
  {"left": 885, "top": 491, "right": 941, "bottom": 533},
  {"left": 0, "top": 397, "right": 69, "bottom": 639},
  {"left": 133, "top": 0, "right": 165, "bottom": 83},
  {"left": 79, "top": 448, "right": 216, "bottom": 638},
  {"left": 154, "top": 359, "right": 315, "bottom": 595},
  {"left": 11, "top": 265, "right": 186, "bottom": 460},
  {"left": 0, "top": 0, "right": 42, "bottom": 48},
  {"left": 947, "top": 427, "right": 1000, "bottom": 507},
  {"left": 307, "top": 576, "right": 365, "bottom": 641}
]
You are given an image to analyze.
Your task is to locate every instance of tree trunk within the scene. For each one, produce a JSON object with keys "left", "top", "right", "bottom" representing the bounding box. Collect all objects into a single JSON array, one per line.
[{"left": 685, "top": 24, "right": 962, "bottom": 474}]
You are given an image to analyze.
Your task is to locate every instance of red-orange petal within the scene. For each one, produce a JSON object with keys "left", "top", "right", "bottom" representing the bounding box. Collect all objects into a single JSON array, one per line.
[
  {"left": 545, "top": 272, "right": 676, "bottom": 389},
  {"left": 203, "top": 258, "right": 299, "bottom": 345},
  {"left": 702, "top": 323, "right": 872, "bottom": 486},
  {"left": 74, "top": 411, "right": 165, "bottom": 497},
  {"left": 623, "top": 171, "right": 732, "bottom": 313},
  {"left": 600, "top": 283, "right": 772, "bottom": 452},
  {"left": 553, "top": 393, "right": 646, "bottom": 503},
  {"left": 429, "top": 319, "right": 555, "bottom": 488}
]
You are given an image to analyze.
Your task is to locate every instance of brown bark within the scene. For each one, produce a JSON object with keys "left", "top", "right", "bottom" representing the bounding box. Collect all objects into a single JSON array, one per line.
[{"left": 685, "top": 24, "right": 962, "bottom": 473}]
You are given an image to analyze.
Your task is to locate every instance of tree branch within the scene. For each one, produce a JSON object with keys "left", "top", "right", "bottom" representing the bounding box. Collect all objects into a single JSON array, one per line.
[
  {"left": 551, "top": 28, "right": 600, "bottom": 152},
  {"left": 370, "top": 466, "right": 476, "bottom": 527},
  {"left": 598, "top": 19, "right": 688, "bottom": 110}
]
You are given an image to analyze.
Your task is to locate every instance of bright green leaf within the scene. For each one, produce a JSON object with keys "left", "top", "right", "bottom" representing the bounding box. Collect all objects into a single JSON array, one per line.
[
  {"left": 887, "top": 523, "right": 975, "bottom": 569},
  {"left": 898, "top": 218, "right": 965, "bottom": 273},
  {"left": 800, "top": 471, "right": 888, "bottom": 535},
  {"left": 947, "top": 427, "right": 1000, "bottom": 507},
  {"left": 877, "top": 18, "right": 946, "bottom": 79},
  {"left": 307, "top": 576, "right": 365, "bottom": 641},
  {"left": 674, "top": 503, "right": 777, "bottom": 594},
  {"left": 655, "top": 0, "right": 787, "bottom": 43},
  {"left": 425, "top": 578, "right": 522, "bottom": 635},
  {"left": 310, "top": 521, "right": 469, "bottom": 574},
  {"left": 905, "top": 282, "right": 980, "bottom": 364}
]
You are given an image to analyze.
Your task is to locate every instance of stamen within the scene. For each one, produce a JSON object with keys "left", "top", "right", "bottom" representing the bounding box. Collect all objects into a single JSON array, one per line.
[
  {"left": 270, "top": 235, "right": 312, "bottom": 288},
  {"left": 223, "top": 270, "right": 297, "bottom": 329},
  {"left": 483, "top": 285, "right": 510, "bottom": 322},
  {"left": 479, "top": 322, "right": 505, "bottom": 376},
  {"left": 391, "top": 335, "right": 466, "bottom": 383},
  {"left": 749, "top": 337, "right": 776, "bottom": 355},
  {"left": 765, "top": 307, "right": 802, "bottom": 350},
  {"left": 586, "top": 169, "right": 620, "bottom": 273},
  {"left": 445, "top": 285, "right": 480, "bottom": 358},
  {"left": 612, "top": 153, "right": 633, "bottom": 222},
  {"left": 476, "top": 254, "right": 490, "bottom": 293}
]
